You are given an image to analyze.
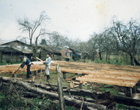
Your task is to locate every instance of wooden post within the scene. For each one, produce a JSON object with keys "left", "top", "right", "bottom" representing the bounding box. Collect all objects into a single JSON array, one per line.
[
  {"left": 12, "top": 74, "right": 17, "bottom": 78},
  {"left": 136, "top": 80, "right": 140, "bottom": 86},
  {"left": 0, "top": 52, "right": 2, "bottom": 63},
  {"left": 0, "top": 51, "right": 1, "bottom": 63},
  {"left": 11, "top": 52, "right": 13, "bottom": 64},
  {"left": 125, "top": 87, "right": 132, "bottom": 97},
  {"left": 132, "top": 86, "right": 137, "bottom": 93},
  {"left": 56, "top": 64, "right": 65, "bottom": 110},
  {"left": 79, "top": 83, "right": 83, "bottom": 89},
  {"left": 34, "top": 71, "right": 36, "bottom": 75},
  {"left": 63, "top": 72, "right": 67, "bottom": 79},
  {"left": 36, "top": 70, "right": 38, "bottom": 75}
]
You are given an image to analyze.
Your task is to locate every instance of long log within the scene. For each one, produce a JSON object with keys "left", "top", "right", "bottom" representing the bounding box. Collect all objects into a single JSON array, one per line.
[
  {"left": 27, "top": 81, "right": 111, "bottom": 99},
  {"left": 17, "top": 81, "right": 140, "bottom": 108},
  {"left": 0, "top": 77, "right": 106, "bottom": 110},
  {"left": 113, "top": 95, "right": 140, "bottom": 107}
]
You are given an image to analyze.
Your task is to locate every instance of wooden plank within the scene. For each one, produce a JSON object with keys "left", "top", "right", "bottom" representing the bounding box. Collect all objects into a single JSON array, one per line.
[
  {"left": 57, "top": 64, "right": 65, "bottom": 110},
  {"left": 76, "top": 77, "right": 136, "bottom": 87},
  {"left": 0, "top": 61, "right": 140, "bottom": 88}
]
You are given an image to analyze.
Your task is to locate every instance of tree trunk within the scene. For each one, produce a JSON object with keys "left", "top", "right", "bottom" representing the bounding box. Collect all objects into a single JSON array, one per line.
[
  {"left": 108, "top": 52, "right": 110, "bottom": 64},
  {"left": 0, "top": 52, "right": 2, "bottom": 63},
  {"left": 92, "top": 52, "right": 95, "bottom": 61},
  {"left": 106, "top": 51, "right": 108, "bottom": 62},
  {"left": 30, "top": 38, "right": 32, "bottom": 46},
  {"left": 99, "top": 52, "right": 102, "bottom": 60},
  {"left": 130, "top": 54, "right": 135, "bottom": 65},
  {"left": 32, "top": 47, "right": 37, "bottom": 57},
  {"left": 33, "top": 36, "right": 40, "bottom": 58},
  {"left": 0, "top": 77, "right": 106, "bottom": 110},
  {"left": 113, "top": 95, "right": 140, "bottom": 106},
  {"left": 134, "top": 57, "right": 140, "bottom": 66},
  {"left": 11, "top": 52, "right": 13, "bottom": 64}
]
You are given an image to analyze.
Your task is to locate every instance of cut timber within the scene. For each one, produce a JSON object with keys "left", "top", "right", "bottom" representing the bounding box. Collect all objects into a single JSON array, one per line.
[
  {"left": 0, "top": 77, "right": 106, "bottom": 110},
  {"left": 113, "top": 94, "right": 140, "bottom": 106},
  {"left": 69, "top": 81, "right": 74, "bottom": 89},
  {"left": 77, "top": 77, "right": 135, "bottom": 87},
  {"left": 1, "top": 60, "right": 140, "bottom": 88}
]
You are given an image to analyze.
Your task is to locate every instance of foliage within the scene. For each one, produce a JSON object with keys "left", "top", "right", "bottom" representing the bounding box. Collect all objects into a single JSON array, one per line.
[{"left": 40, "top": 39, "right": 47, "bottom": 45}]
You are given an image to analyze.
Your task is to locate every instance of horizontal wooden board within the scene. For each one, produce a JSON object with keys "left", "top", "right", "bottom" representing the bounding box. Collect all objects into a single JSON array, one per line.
[{"left": 0, "top": 60, "right": 140, "bottom": 87}]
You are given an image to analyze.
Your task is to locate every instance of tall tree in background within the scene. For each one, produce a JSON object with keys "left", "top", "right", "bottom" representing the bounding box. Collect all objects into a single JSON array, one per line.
[
  {"left": 17, "top": 11, "right": 49, "bottom": 56},
  {"left": 47, "top": 31, "right": 68, "bottom": 46},
  {"left": 40, "top": 39, "right": 47, "bottom": 45},
  {"left": 111, "top": 19, "right": 140, "bottom": 65}
]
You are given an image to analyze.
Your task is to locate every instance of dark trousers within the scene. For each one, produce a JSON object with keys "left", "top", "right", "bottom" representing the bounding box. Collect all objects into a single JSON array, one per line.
[{"left": 27, "top": 65, "right": 31, "bottom": 78}]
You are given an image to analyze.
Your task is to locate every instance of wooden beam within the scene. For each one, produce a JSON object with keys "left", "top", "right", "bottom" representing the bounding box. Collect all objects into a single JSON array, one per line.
[
  {"left": 76, "top": 77, "right": 135, "bottom": 87},
  {"left": 57, "top": 64, "right": 65, "bottom": 110}
]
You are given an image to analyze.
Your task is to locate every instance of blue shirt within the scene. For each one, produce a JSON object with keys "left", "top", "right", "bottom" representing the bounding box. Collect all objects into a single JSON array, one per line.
[{"left": 21, "top": 56, "right": 31, "bottom": 68}]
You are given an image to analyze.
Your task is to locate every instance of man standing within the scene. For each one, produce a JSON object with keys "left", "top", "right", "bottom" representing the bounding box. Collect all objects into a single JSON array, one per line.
[
  {"left": 19, "top": 55, "right": 32, "bottom": 78},
  {"left": 65, "top": 48, "right": 71, "bottom": 61},
  {"left": 44, "top": 53, "right": 51, "bottom": 80}
]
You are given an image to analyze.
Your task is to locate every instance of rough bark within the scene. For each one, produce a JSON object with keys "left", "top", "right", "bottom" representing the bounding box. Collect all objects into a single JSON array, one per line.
[
  {"left": 113, "top": 95, "right": 140, "bottom": 106},
  {"left": 0, "top": 77, "right": 106, "bottom": 110},
  {"left": 134, "top": 57, "right": 140, "bottom": 66},
  {"left": 99, "top": 52, "right": 102, "bottom": 60},
  {"left": 130, "top": 54, "right": 135, "bottom": 65}
]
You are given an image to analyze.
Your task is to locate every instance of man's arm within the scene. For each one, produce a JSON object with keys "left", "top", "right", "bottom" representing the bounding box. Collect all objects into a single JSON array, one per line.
[
  {"left": 44, "top": 58, "right": 51, "bottom": 64},
  {"left": 20, "top": 58, "right": 26, "bottom": 68},
  {"left": 20, "top": 62, "right": 26, "bottom": 68}
]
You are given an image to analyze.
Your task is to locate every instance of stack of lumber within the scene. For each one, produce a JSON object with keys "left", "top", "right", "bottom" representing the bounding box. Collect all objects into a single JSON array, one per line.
[
  {"left": 0, "top": 61, "right": 140, "bottom": 87},
  {"left": 52, "top": 61, "right": 140, "bottom": 87}
]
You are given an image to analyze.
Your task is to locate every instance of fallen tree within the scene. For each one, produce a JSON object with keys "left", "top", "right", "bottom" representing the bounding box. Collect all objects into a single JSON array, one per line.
[
  {"left": 1, "top": 77, "right": 139, "bottom": 108},
  {"left": 0, "top": 77, "right": 106, "bottom": 110}
]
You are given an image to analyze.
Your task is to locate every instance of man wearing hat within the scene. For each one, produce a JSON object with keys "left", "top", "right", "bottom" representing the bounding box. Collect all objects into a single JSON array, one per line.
[
  {"left": 19, "top": 55, "right": 32, "bottom": 78},
  {"left": 65, "top": 48, "right": 72, "bottom": 61}
]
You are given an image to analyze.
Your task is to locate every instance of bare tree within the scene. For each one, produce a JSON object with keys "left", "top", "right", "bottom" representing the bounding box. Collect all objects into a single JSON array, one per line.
[
  {"left": 89, "top": 33, "right": 106, "bottom": 61},
  {"left": 17, "top": 11, "right": 49, "bottom": 56},
  {"left": 47, "top": 31, "right": 66, "bottom": 46},
  {"left": 110, "top": 19, "right": 140, "bottom": 65}
]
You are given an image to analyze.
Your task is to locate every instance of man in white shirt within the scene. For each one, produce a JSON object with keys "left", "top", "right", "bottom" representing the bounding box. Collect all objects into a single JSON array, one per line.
[{"left": 44, "top": 53, "right": 51, "bottom": 80}]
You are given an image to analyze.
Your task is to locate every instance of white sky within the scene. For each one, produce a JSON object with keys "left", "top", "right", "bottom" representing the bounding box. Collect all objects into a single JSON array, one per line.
[{"left": 0, "top": 0, "right": 140, "bottom": 42}]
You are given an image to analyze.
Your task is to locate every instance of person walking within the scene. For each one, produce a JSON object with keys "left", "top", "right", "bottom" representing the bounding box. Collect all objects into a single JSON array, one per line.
[
  {"left": 65, "top": 48, "right": 71, "bottom": 61},
  {"left": 19, "top": 55, "right": 32, "bottom": 78},
  {"left": 44, "top": 53, "right": 51, "bottom": 80}
]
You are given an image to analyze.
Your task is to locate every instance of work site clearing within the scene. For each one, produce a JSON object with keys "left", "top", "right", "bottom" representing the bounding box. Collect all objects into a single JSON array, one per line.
[{"left": 0, "top": 61, "right": 140, "bottom": 110}]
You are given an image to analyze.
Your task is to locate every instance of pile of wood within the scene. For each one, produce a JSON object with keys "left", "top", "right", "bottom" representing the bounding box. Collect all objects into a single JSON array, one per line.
[
  {"left": 0, "top": 76, "right": 118, "bottom": 110},
  {"left": 0, "top": 60, "right": 140, "bottom": 88}
]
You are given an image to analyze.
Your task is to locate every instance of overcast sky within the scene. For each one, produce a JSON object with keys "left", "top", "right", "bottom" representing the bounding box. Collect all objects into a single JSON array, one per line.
[{"left": 0, "top": 0, "right": 140, "bottom": 42}]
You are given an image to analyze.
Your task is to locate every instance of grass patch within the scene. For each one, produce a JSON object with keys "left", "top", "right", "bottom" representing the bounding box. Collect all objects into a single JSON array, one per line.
[
  {"left": 114, "top": 103, "right": 140, "bottom": 110},
  {"left": 0, "top": 91, "right": 80, "bottom": 110},
  {"left": 94, "top": 55, "right": 131, "bottom": 65},
  {"left": 0, "top": 93, "right": 5, "bottom": 98},
  {"left": 101, "top": 87, "right": 118, "bottom": 95}
]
